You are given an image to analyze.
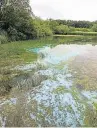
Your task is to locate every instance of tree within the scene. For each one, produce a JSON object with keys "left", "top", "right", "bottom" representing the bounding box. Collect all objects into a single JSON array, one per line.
[
  {"left": 0, "top": 0, "right": 35, "bottom": 40},
  {"left": 48, "top": 19, "right": 59, "bottom": 33},
  {"left": 51, "top": 19, "right": 93, "bottom": 28},
  {"left": 31, "top": 19, "right": 52, "bottom": 38}
]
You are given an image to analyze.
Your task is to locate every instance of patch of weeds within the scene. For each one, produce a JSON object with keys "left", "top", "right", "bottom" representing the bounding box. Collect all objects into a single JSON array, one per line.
[
  {"left": 67, "top": 105, "right": 73, "bottom": 112},
  {"left": 70, "top": 86, "right": 80, "bottom": 101},
  {"left": 93, "top": 102, "right": 97, "bottom": 110},
  {"left": 84, "top": 105, "right": 97, "bottom": 127},
  {"left": 52, "top": 86, "right": 68, "bottom": 94}
]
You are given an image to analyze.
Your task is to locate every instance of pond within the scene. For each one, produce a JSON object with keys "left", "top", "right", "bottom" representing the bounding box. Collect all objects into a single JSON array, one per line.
[{"left": 0, "top": 37, "right": 97, "bottom": 127}]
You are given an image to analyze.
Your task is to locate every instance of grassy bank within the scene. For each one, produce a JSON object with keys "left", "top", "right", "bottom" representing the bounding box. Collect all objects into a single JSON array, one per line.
[
  {"left": 54, "top": 32, "right": 97, "bottom": 36},
  {"left": 70, "top": 31, "right": 97, "bottom": 36}
]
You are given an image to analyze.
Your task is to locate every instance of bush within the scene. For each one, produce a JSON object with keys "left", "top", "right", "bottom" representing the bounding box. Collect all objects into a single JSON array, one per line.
[
  {"left": 74, "top": 28, "right": 91, "bottom": 32},
  {"left": 7, "top": 26, "right": 18, "bottom": 41},
  {"left": 0, "top": 35, "right": 8, "bottom": 44},
  {"left": 92, "top": 24, "right": 97, "bottom": 32},
  {"left": 69, "top": 27, "right": 76, "bottom": 32},
  {"left": 31, "top": 19, "right": 53, "bottom": 38},
  {"left": 18, "top": 32, "right": 26, "bottom": 40},
  {"left": 7, "top": 26, "right": 26, "bottom": 41},
  {"left": 54, "top": 25, "right": 69, "bottom": 35},
  {"left": 45, "top": 28, "right": 53, "bottom": 36}
]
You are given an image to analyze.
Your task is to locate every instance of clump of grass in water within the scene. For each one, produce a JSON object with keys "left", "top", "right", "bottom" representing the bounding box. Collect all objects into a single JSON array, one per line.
[
  {"left": 52, "top": 86, "right": 68, "bottom": 94},
  {"left": 73, "top": 75, "right": 97, "bottom": 91},
  {"left": 0, "top": 67, "right": 26, "bottom": 96}
]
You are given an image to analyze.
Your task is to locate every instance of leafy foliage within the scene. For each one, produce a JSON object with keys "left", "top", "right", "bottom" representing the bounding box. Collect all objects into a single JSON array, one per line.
[
  {"left": 0, "top": 35, "right": 8, "bottom": 44},
  {"left": 31, "top": 19, "right": 53, "bottom": 38},
  {"left": 53, "top": 25, "right": 69, "bottom": 35},
  {"left": 92, "top": 24, "right": 97, "bottom": 32},
  {"left": 0, "top": 0, "right": 53, "bottom": 41},
  {"left": 54, "top": 20, "right": 93, "bottom": 28},
  {"left": 0, "top": 0, "right": 97, "bottom": 42}
]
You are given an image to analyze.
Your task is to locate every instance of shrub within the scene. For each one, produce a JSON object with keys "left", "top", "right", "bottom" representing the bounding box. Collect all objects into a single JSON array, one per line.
[
  {"left": 92, "top": 24, "right": 97, "bottom": 32},
  {"left": 54, "top": 25, "right": 69, "bottom": 35},
  {"left": 31, "top": 19, "right": 53, "bottom": 38},
  {"left": 7, "top": 26, "right": 18, "bottom": 41},
  {"left": 74, "top": 28, "right": 91, "bottom": 32},
  {"left": 45, "top": 28, "right": 53, "bottom": 36},
  {"left": 0, "top": 35, "right": 8, "bottom": 44},
  {"left": 18, "top": 32, "right": 26, "bottom": 40},
  {"left": 7, "top": 26, "right": 26, "bottom": 41}
]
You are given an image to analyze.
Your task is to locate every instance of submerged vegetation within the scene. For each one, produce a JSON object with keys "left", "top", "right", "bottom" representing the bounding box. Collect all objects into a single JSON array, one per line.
[{"left": 0, "top": 36, "right": 97, "bottom": 95}]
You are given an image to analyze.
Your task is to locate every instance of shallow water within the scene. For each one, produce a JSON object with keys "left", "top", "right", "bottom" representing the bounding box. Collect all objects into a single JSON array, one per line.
[{"left": 0, "top": 44, "right": 97, "bottom": 127}]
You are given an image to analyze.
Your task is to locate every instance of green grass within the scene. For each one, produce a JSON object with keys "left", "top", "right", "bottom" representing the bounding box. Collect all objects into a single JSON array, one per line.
[
  {"left": 54, "top": 31, "right": 97, "bottom": 36},
  {"left": 70, "top": 31, "right": 97, "bottom": 36}
]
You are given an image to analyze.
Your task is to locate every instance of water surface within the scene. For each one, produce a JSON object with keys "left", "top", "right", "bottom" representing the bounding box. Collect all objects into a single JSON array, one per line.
[{"left": 0, "top": 43, "right": 97, "bottom": 127}]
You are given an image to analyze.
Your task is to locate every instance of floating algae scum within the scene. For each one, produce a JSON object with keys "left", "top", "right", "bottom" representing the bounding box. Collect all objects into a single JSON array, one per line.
[{"left": 0, "top": 44, "right": 97, "bottom": 127}]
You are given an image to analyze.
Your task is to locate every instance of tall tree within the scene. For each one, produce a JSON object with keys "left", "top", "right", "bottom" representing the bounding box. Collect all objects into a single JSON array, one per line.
[{"left": 0, "top": 0, "right": 35, "bottom": 40}]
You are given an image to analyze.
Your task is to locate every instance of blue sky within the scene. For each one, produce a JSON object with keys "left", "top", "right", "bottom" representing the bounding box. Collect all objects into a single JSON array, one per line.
[{"left": 30, "top": 0, "right": 97, "bottom": 21}]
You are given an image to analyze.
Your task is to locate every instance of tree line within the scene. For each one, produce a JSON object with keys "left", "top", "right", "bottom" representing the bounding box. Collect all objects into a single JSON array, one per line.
[
  {"left": 0, "top": 0, "right": 53, "bottom": 43},
  {"left": 0, "top": 0, "right": 97, "bottom": 43}
]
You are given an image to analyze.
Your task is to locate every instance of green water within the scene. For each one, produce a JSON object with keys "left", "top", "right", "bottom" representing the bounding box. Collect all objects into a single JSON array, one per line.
[{"left": 0, "top": 36, "right": 97, "bottom": 127}]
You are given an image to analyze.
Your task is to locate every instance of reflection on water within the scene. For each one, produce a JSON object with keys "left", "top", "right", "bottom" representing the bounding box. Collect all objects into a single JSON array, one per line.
[{"left": 0, "top": 44, "right": 97, "bottom": 127}]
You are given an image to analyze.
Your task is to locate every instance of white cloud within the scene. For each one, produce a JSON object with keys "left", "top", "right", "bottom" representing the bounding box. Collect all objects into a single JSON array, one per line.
[{"left": 30, "top": 0, "right": 97, "bottom": 21}]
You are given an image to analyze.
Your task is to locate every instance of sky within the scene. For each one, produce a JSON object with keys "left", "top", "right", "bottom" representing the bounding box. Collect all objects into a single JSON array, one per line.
[{"left": 30, "top": 0, "right": 97, "bottom": 21}]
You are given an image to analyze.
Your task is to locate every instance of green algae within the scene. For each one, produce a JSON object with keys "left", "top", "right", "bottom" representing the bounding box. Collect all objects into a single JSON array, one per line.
[{"left": 52, "top": 86, "right": 68, "bottom": 94}]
